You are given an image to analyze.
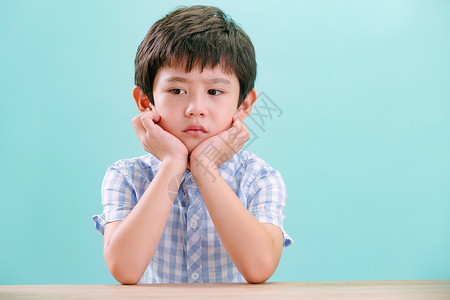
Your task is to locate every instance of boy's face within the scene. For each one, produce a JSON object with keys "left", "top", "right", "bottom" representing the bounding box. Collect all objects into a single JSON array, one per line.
[{"left": 150, "top": 65, "right": 241, "bottom": 153}]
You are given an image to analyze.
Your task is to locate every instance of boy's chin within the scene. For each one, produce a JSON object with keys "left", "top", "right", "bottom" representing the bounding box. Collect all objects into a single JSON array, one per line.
[
  {"left": 186, "top": 143, "right": 203, "bottom": 155},
  {"left": 183, "top": 136, "right": 212, "bottom": 155},
  {"left": 184, "top": 140, "right": 202, "bottom": 155}
]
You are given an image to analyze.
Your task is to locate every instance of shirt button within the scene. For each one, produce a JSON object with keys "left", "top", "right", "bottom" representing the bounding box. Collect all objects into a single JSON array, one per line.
[
  {"left": 191, "top": 272, "right": 199, "bottom": 280},
  {"left": 190, "top": 219, "right": 198, "bottom": 229}
]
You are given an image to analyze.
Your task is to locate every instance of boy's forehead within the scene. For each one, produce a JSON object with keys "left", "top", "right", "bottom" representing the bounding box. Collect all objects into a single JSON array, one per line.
[{"left": 156, "top": 65, "right": 238, "bottom": 84}]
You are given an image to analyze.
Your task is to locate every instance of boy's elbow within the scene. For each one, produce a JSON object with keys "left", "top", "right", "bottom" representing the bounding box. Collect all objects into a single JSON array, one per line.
[
  {"left": 105, "top": 252, "right": 141, "bottom": 285},
  {"left": 117, "top": 277, "right": 140, "bottom": 285},
  {"left": 109, "top": 264, "right": 141, "bottom": 285},
  {"left": 244, "top": 274, "right": 270, "bottom": 284},
  {"left": 242, "top": 268, "right": 272, "bottom": 284},
  {"left": 241, "top": 258, "right": 277, "bottom": 284}
]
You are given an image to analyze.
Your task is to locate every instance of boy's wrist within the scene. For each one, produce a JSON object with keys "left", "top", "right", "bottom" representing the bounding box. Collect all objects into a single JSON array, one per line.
[
  {"left": 190, "top": 156, "right": 220, "bottom": 182},
  {"left": 161, "top": 154, "right": 188, "bottom": 171}
]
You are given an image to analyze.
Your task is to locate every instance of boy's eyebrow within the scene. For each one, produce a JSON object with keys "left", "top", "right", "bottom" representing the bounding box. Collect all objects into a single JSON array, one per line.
[
  {"left": 205, "top": 78, "right": 232, "bottom": 86},
  {"left": 165, "top": 76, "right": 232, "bottom": 86}
]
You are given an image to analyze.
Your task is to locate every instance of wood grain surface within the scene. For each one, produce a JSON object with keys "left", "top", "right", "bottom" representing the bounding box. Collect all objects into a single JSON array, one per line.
[{"left": 1, "top": 280, "right": 449, "bottom": 299}]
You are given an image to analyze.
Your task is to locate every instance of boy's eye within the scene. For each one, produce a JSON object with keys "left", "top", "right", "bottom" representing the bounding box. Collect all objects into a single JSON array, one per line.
[
  {"left": 208, "top": 89, "right": 223, "bottom": 96},
  {"left": 170, "top": 89, "right": 186, "bottom": 95}
]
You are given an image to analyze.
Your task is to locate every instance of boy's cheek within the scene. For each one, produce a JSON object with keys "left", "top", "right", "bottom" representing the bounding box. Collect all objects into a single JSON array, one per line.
[
  {"left": 221, "top": 120, "right": 234, "bottom": 133},
  {"left": 154, "top": 117, "right": 171, "bottom": 132},
  {"left": 221, "top": 113, "right": 240, "bottom": 132}
]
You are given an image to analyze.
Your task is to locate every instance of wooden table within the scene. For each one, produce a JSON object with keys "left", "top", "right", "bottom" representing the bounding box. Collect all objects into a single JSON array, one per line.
[{"left": 1, "top": 280, "right": 449, "bottom": 299}]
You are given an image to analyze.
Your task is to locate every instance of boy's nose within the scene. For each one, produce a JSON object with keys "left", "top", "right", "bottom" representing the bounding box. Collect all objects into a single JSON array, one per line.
[{"left": 185, "top": 97, "right": 207, "bottom": 117}]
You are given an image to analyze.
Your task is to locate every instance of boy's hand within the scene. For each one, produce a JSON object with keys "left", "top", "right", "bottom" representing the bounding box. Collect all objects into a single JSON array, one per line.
[
  {"left": 189, "top": 114, "right": 249, "bottom": 171},
  {"left": 132, "top": 110, "right": 188, "bottom": 163}
]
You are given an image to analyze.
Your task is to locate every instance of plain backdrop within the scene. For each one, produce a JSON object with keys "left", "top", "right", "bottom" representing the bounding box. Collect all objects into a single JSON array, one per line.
[{"left": 1, "top": 0, "right": 449, "bottom": 284}]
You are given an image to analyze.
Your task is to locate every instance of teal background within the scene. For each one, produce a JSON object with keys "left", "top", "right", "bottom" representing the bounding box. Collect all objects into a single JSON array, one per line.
[{"left": 1, "top": 0, "right": 449, "bottom": 284}]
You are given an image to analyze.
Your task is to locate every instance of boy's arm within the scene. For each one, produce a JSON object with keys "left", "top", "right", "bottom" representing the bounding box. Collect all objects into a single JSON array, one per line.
[
  {"left": 190, "top": 115, "right": 284, "bottom": 283},
  {"left": 103, "top": 112, "right": 187, "bottom": 285},
  {"left": 191, "top": 166, "right": 284, "bottom": 283}
]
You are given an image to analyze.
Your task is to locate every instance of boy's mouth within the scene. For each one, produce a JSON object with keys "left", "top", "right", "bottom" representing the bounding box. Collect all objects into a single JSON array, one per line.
[{"left": 183, "top": 124, "right": 207, "bottom": 136}]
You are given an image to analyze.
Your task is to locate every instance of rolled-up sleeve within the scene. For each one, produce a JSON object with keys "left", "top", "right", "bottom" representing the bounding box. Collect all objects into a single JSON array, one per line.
[
  {"left": 246, "top": 163, "right": 293, "bottom": 247},
  {"left": 92, "top": 161, "right": 137, "bottom": 235}
]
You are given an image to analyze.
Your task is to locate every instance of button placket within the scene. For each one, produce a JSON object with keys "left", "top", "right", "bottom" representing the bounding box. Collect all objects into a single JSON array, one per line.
[
  {"left": 190, "top": 218, "right": 199, "bottom": 229},
  {"left": 184, "top": 182, "right": 202, "bottom": 282},
  {"left": 191, "top": 272, "right": 199, "bottom": 280}
]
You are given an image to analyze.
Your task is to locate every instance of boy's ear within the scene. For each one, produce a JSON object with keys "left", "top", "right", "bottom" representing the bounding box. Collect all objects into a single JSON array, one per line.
[
  {"left": 132, "top": 86, "right": 153, "bottom": 112},
  {"left": 237, "top": 89, "right": 257, "bottom": 119}
]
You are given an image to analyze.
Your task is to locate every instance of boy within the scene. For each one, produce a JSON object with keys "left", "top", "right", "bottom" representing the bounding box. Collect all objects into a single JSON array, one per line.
[{"left": 93, "top": 5, "right": 292, "bottom": 284}]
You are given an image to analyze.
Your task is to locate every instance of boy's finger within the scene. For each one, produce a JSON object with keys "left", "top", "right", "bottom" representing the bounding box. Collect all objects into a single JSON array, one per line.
[
  {"left": 152, "top": 111, "right": 161, "bottom": 123},
  {"left": 132, "top": 115, "right": 145, "bottom": 131},
  {"left": 141, "top": 114, "right": 155, "bottom": 132},
  {"left": 143, "top": 109, "right": 161, "bottom": 123},
  {"left": 232, "top": 115, "right": 246, "bottom": 133},
  {"left": 227, "top": 121, "right": 240, "bottom": 138},
  {"left": 132, "top": 115, "right": 147, "bottom": 140}
]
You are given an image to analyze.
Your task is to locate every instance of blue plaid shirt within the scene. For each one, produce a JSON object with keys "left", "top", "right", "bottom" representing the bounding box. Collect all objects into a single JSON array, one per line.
[{"left": 93, "top": 150, "right": 293, "bottom": 283}]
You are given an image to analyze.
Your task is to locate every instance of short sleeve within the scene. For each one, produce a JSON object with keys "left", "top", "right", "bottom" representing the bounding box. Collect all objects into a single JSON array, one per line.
[
  {"left": 246, "top": 165, "right": 293, "bottom": 247},
  {"left": 92, "top": 161, "right": 137, "bottom": 235}
]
